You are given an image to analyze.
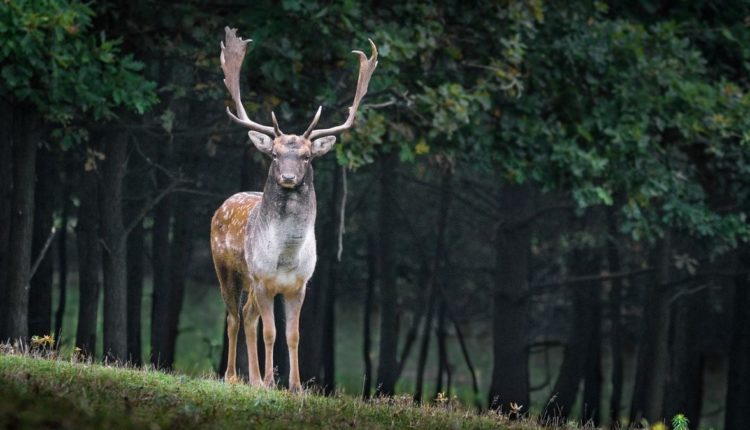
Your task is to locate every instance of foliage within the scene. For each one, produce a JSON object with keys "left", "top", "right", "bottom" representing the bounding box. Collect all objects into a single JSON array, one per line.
[
  {"left": 672, "top": 414, "right": 690, "bottom": 430},
  {"left": 482, "top": 4, "right": 750, "bottom": 252},
  {"left": 0, "top": 0, "right": 157, "bottom": 147}
]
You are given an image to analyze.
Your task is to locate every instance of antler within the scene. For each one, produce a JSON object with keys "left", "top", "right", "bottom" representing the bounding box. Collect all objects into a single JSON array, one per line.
[
  {"left": 220, "top": 27, "right": 279, "bottom": 136},
  {"left": 305, "top": 39, "right": 379, "bottom": 139}
]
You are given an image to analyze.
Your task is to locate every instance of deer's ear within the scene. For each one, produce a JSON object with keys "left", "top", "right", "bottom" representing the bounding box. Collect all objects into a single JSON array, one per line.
[
  {"left": 248, "top": 131, "right": 273, "bottom": 155},
  {"left": 311, "top": 136, "right": 336, "bottom": 157}
]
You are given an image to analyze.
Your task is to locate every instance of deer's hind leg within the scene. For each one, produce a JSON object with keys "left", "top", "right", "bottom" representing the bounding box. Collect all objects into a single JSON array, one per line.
[
  {"left": 217, "top": 265, "right": 242, "bottom": 383},
  {"left": 242, "top": 278, "right": 262, "bottom": 386}
]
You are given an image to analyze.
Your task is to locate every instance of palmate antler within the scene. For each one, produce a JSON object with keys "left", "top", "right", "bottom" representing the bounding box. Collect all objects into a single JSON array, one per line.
[
  {"left": 304, "top": 40, "right": 379, "bottom": 139},
  {"left": 220, "top": 27, "right": 282, "bottom": 136},
  {"left": 221, "top": 27, "right": 378, "bottom": 139}
]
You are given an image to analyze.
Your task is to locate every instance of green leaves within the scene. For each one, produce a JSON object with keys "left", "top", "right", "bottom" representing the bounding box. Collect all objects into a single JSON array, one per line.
[{"left": 0, "top": 0, "right": 158, "bottom": 143}]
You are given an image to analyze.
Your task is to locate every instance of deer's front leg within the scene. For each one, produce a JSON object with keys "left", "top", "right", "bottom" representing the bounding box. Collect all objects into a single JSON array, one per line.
[
  {"left": 284, "top": 286, "right": 306, "bottom": 392},
  {"left": 256, "top": 290, "right": 276, "bottom": 387}
]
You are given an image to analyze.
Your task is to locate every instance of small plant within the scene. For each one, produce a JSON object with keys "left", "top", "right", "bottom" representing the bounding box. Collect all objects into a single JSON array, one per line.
[
  {"left": 509, "top": 402, "right": 524, "bottom": 419},
  {"left": 31, "top": 335, "right": 55, "bottom": 349},
  {"left": 672, "top": 414, "right": 689, "bottom": 430}
]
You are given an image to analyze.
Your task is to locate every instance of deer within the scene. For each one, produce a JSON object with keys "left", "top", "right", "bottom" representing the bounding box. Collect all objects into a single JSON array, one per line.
[{"left": 210, "top": 27, "right": 377, "bottom": 391}]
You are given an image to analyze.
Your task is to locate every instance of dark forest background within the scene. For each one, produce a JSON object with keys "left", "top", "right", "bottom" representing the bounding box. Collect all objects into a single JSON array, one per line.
[{"left": 2, "top": 1, "right": 750, "bottom": 428}]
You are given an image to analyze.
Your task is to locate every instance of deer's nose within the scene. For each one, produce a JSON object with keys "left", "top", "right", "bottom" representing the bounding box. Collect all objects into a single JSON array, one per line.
[{"left": 281, "top": 174, "right": 296, "bottom": 182}]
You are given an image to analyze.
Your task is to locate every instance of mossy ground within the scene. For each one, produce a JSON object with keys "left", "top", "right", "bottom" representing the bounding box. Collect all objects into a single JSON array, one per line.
[{"left": 0, "top": 352, "right": 555, "bottom": 430}]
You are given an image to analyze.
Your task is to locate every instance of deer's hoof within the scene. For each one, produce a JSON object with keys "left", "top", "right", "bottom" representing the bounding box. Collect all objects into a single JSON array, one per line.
[{"left": 289, "top": 383, "right": 303, "bottom": 393}]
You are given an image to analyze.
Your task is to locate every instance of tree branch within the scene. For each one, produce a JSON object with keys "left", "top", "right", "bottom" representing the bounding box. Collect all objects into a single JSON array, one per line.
[{"left": 27, "top": 227, "right": 57, "bottom": 283}]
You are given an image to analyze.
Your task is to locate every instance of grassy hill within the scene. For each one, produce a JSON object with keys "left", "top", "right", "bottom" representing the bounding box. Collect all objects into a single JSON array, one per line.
[{"left": 0, "top": 351, "right": 545, "bottom": 430}]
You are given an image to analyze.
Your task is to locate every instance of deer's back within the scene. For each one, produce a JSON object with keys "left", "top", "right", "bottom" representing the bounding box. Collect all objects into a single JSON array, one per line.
[{"left": 210, "top": 192, "right": 263, "bottom": 276}]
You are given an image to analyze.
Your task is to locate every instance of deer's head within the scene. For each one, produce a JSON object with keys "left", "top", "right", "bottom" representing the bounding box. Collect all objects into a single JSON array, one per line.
[{"left": 220, "top": 27, "right": 378, "bottom": 189}]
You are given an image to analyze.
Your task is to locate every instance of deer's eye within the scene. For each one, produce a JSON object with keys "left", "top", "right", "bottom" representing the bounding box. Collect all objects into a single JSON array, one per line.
[
  {"left": 304, "top": 155, "right": 310, "bottom": 161},
  {"left": 272, "top": 153, "right": 278, "bottom": 160}
]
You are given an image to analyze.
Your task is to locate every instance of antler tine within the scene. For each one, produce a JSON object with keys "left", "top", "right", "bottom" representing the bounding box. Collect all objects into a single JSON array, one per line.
[
  {"left": 221, "top": 27, "right": 276, "bottom": 136},
  {"left": 307, "top": 39, "right": 378, "bottom": 140},
  {"left": 271, "top": 111, "right": 283, "bottom": 136},
  {"left": 302, "top": 106, "right": 322, "bottom": 139}
]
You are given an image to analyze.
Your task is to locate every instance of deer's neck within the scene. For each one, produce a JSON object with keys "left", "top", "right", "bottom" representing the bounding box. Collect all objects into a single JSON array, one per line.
[
  {"left": 258, "top": 166, "right": 316, "bottom": 224},
  {"left": 253, "top": 165, "right": 316, "bottom": 267}
]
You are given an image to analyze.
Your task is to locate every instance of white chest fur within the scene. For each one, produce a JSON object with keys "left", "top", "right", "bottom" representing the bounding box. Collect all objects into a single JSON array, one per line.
[{"left": 246, "top": 215, "right": 317, "bottom": 290}]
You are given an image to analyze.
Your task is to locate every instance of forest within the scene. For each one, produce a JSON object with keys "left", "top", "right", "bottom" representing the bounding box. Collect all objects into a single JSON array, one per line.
[{"left": 1, "top": 1, "right": 750, "bottom": 429}]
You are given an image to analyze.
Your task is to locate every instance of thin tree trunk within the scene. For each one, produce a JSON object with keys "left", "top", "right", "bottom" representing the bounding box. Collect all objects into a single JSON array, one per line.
[
  {"left": 606, "top": 206, "right": 624, "bottom": 427},
  {"left": 582, "top": 280, "right": 603, "bottom": 426},
  {"left": 663, "top": 287, "right": 704, "bottom": 428},
  {"left": 273, "top": 295, "right": 289, "bottom": 386},
  {"left": 544, "top": 247, "right": 599, "bottom": 423},
  {"left": 2, "top": 109, "right": 40, "bottom": 342},
  {"left": 126, "top": 218, "right": 144, "bottom": 365},
  {"left": 433, "top": 299, "right": 449, "bottom": 399},
  {"left": 450, "top": 311, "right": 481, "bottom": 408},
  {"left": 99, "top": 131, "right": 129, "bottom": 362},
  {"left": 322, "top": 164, "right": 342, "bottom": 393},
  {"left": 414, "top": 290, "right": 436, "bottom": 402},
  {"left": 125, "top": 137, "right": 148, "bottom": 366},
  {"left": 28, "top": 146, "right": 56, "bottom": 338},
  {"left": 54, "top": 161, "right": 72, "bottom": 345},
  {"left": 75, "top": 159, "right": 102, "bottom": 356},
  {"left": 0, "top": 101, "right": 13, "bottom": 337},
  {"left": 150, "top": 133, "right": 173, "bottom": 368},
  {"left": 725, "top": 248, "right": 750, "bottom": 429},
  {"left": 488, "top": 184, "right": 531, "bottom": 413},
  {"left": 375, "top": 153, "right": 398, "bottom": 396},
  {"left": 362, "top": 234, "right": 376, "bottom": 399},
  {"left": 630, "top": 233, "right": 672, "bottom": 424},
  {"left": 156, "top": 195, "right": 194, "bottom": 369}
]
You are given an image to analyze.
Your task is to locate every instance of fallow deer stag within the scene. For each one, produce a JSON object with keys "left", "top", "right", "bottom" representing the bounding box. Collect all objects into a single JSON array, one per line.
[{"left": 211, "top": 27, "right": 377, "bottom": 391}]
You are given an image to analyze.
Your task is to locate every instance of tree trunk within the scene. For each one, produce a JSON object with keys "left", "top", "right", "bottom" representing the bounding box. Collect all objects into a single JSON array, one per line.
[
  {"left": 433, "top": 299, "right": 450, "bottom": 399},
  {"left": 488, "top": 184, "right": 531, "bottom": 413},
  {"left": 663, "top": 288, "right": 704, "bottom": 427},
  {"left": 28, "top": 146, "right": 56, "bottom": 338},
  {"left": 273, "top": 295, "right": 289, "bottom": 386},
  {"left": 414, "top": 290, "right": 436, "bottom": 402},
  {"left": 630, "top": 233, "right": 672, "bottom": 424},
  {"left": 362, "top": 234, "right": 376, "bottom": 399},
  {"left": 54, "top": 165, "right": 72, "bottom": 345},
  {"left": 299, "top": 160, "right": 341, "bottom": 391},
  {"left": 582, "top": 280, "right": 603, "bottom": 426},
  {"left": 2, "top": 109, "right": 40, "bottom": 343},
  {"left": 124, "top": 137, "right": 148, "bottom": 366},
  {"left": 544, "top": 247, "right": 600, "bottom": 423},
  {"left": 725, "top": 249, "right": 750, "bottom": 429},
  {"left": 375, "top": 153, "right": 399, "bottom": 396},
  {"left": 99, "top": 131, "right": 129, "bottom": 362},
  {"left": 75, "top": 162, "right": 102, "bottom": 356},
  {"left": 153, "top": 194, "right": 194, "bottom": 369},
  {"left": 126, "top": 218, "right": 144, "bottom": 365},
  {"left": 150, "top": 133, "right": 173, "bottom": 368},
  {"left": 0, "top": 101, "right": 13, "bottom": 337},
  {"left": 606, "top": 206, "right": 624, "bottom": 427},
  {"left": 322, "top": 164, "right": 342, "bottom": 393}
]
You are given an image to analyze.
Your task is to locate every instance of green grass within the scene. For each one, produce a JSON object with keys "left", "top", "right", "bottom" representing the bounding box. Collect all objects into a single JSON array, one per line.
[{"left": 0, "top": 352, "right": 549, "bottom": 430}]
